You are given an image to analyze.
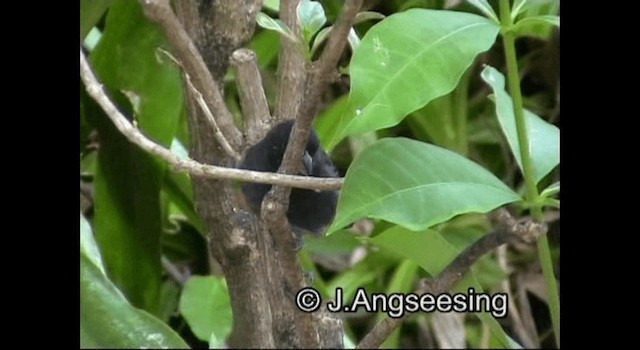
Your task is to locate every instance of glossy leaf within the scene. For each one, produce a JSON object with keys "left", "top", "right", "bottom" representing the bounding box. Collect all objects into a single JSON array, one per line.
[
  {"left": 328, "top": 138, "right": 520, "bottom": 233},
  {"left": 180, "top": 276, "right": 233, "bottom": 343},
  {"left": 337, "top": 9, "right": 499, "bottom": 143},
  {"left": 481, "top": 66, "right": 559, "bottom": 184},
  {"left": 89, "top": 0, "right": 183, "bottom": 315},
  {"left": 80, "top": 213, "right": 188, "bottom": 348}
]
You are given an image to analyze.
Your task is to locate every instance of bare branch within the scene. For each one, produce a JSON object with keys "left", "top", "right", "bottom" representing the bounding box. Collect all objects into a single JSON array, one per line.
[
  {"left": 357, "top": 209, "right": 548, "bottom": 349},
  {"left": 279, "top": 0, "right": 363, "bottom": 178},
  {"left": 80, "top": 49, "right": 343, "bottom": 191},
  {"left": 314, "top": 0, "right": 364, "bottom": 87},
  {"left": 140, "top": 0, "right": 243, "bottom": 149},
  {"left": 230, "top": 48, "right": 273, "bottom": 146},
  {"left": 275, "top": 0, "right": 306, "bottom": 121}
]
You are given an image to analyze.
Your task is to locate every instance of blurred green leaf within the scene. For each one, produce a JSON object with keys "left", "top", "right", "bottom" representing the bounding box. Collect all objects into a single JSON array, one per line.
[
  {"left": 354, "top": 11, "right": 386, "bottom": 24},
  {"left": 512, "top": 15, "right": 559, "bottom": 33},
  {"left": 298, "top": 0, "right": 326, "bottom": 45},
  {"left": 328, "top": 138, "right": 520, "bottom": 233},
  {"left": 481, "top": 66, "right": 559, "bottom": 184},
  {"left": 89, "top": 0, "right": 183, "bottom": 315},
  {"left": 180, "top": 276, "right": 233, "bottom": 343},
  {"left": 315, "top": 95, "right": 351, "bottom": 151},
  {"left": 303, "top": 229, "right": 362, "bottom": 255},
  {"left": 511, "top": 0, "right": 528, "bottom": 21},
  {"left": 80, "top": 213, "right": 188, "bottom": 348},
  {"left": 511, "top": 0, "right": 559, "bottom": 38},
  {"left": 248, "top": 29, "right": 281, "bottom": 68},
  {"left": 80, "top": 0, "right": 111, "bottom": 39},
  {"left": 540, "top": 181, "right": 559, "bottom": 199},
  {"left": 264, "top": 0, "right": 280, "bottom": 12},
  {"left": 465, "top": 0, "right": 499, "bottom": 23},
  {"left": 380, "top": 259, "right": 419, "bottom": 348},
  {"left": 256, "top": 12, "right": 299, "bottom": 44},
  {"left": 335, "top": 9, "right": 499, "bottom": 144},
  {"left": 371, "top": 226, "right": 518, "bottom": 348}
]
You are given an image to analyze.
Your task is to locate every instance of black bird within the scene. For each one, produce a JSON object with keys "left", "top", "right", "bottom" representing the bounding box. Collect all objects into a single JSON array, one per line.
[{"left": 240, "top": 120, "right": 339, "bottom": 235}]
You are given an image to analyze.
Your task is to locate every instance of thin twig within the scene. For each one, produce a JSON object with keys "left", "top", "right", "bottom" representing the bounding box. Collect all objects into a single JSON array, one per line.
[
  {"left": 161, "top": 256, "right": 189, "bottom": 287},
  {"left": 356, "top": 209, "right": 548, "bottom": 349},
  {"left": 497, "top": 245, "right": 539, "bottom": 348},
  {"left": 157, "top": 48, "right": 241, "bottom": 161},
  {"left": 80, "top": 49, "right": 343, "bottom": 191}
]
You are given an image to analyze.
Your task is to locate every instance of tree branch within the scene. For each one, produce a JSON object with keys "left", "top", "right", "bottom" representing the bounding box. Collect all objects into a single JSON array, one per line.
[
  {"left": 275, "top": 0, "right": 306, "bottom": 121},
  {"left": 80, "top": 49, "right": 342, "bottom": 191},
  {"left": 140, "top": 0, "right": 243, "bottom": 150},
  {"left": 357, "top": 209, "right": 548, "bottom": 349},
  {"left": 260, "top": 1, "right": 363, "bottom": 345},
  {"left": 279, "top": 0, "right": 363, "bottom": 178},
  {"left": 157, "top": 47, "right": 241, "bottom": 161},
  {"left": 230, "top": 48, "right": 273, "bottom": 146}
]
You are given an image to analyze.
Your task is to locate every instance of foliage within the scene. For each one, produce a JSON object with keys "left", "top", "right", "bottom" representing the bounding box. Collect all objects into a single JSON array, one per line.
[{"left": 81, "top": 0, "right": 559, "bottom": 348}]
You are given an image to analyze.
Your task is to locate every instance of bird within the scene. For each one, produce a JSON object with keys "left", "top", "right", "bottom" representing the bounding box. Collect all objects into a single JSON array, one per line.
[{"left": 239, "top": 120, "right": 339, "bottom": 236}]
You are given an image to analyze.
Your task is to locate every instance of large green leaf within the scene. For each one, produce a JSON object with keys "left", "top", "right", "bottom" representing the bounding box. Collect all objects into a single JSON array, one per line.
[
  {"left": 327, "top": 138, "right": 520, "bottom": 233},
  {"left": 88, "top": 0, "right": 183, "bottom": 315},
  {"left": 335, "top": 9, "right": 499, "bottom": 143},
  {"left": 371, "top": 226, "right": 521, "bottom": 348},
  {"left": 481, "top": 66, "right": 559, "bottom": 184},
  {"left": 80, "top": 213, "right": 188, "bottom": 348},
  {"left": 179, "top": 276, "right": 233, "bottom": 345}
]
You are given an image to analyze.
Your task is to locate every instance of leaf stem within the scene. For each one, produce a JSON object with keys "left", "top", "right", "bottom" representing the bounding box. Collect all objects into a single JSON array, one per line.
[{"left": 498, "top": 0, "right": 559, "bottom": 346}]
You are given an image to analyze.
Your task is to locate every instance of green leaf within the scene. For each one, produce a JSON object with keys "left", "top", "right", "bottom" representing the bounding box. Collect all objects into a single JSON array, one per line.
[
  {"left": 263, "top": 0, "right": 279, "bottom": 12},
  {"left": 511, "top": 0, "right": 528, "bottom": 21},
  {"left": 89, "top": 0, "right": 183, "bottom": 315},
  {"left": 80, "top": 213, "right": 188, "bottom": 348},
  {"left": 303, "top": 229, "right": 362, "bottom": 255},
  {"left": 80, "top": 0, "right": 111, "bottom": 40},
  {"left": 298, "top": 0, "right": 326, "bottom": 45},
  {"left": 248, "top": 29, "right": 280, "bottom": 68},
  {"left": 80, "top": 212, "right": 106, "bottom": 275},
  {"left": 481, "top": 66, "right": 559, "bottom": 184},
  {"left": 380, "top": 260, "right": 419, "bottom": 348},
  {"left": 328, "top": 138, "right": 520, "bottom": 233},
  {"left": 465, "top": 0, "right": 499, "bottom": 23},
  {"left": 314, "top": 95, "right": 351, "bottom": 151},
  {"left": 512, "top": 15, "right": 559, "bottom": 33},
  {"left": 511, "top": 0, "right": 559, "bottom": 38},
  {"left": 256, "top": 12, "right": 299, "bottom": 44},
  {"left": 540, "top": 181, "right": 559, "bottom": 199},
  {"left": 337, "top": 9, "right": 499, "bottom": 143},
  {"left": 354, "top": 11, "right": 386, "bottom": 24},
  {"left": 180, "top": 276, "right": 233, "bottom": 343},
  {"left": 371, "top": 226, "right": 520, "bottom": 348}
]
